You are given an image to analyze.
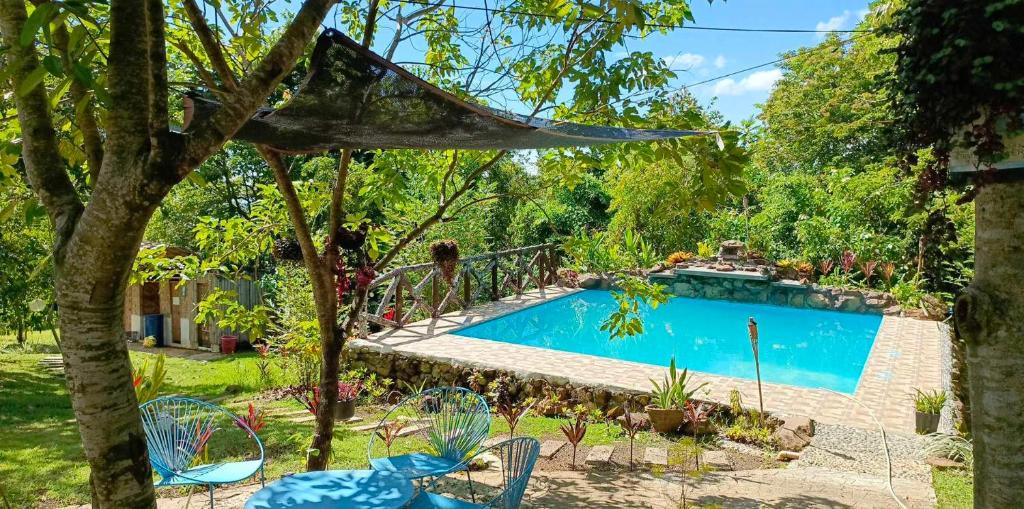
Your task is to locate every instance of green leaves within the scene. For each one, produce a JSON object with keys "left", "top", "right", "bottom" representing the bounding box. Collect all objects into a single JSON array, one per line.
[
  {"left": 601, "top": 275, "right": 669, "bottom": 339},
  {"left": 15, "top": 67, "right": 47, "bottom": 97},
  {"left": 19, "top": 2, "right": 58, "bottom": 48}
]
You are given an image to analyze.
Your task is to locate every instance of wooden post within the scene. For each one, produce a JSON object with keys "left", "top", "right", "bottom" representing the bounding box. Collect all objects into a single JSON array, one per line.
[
  {"left": 516, "top": 254, "right": 524, "bottom": 295},
  {"left": 549, "top": 245, "right": 559, "bottom": 284},
  {"left": 395, "top": 274, "right": 404, "bottom": 326},
  {"left": 538, "top": 250, "right": 547, "bottom": 289},
  {"left": 491, "top": 258, "right": 499, "bottom": 301},
  {"left": 462, "top": 265, "right": 471, "bottom": 308},
  {"left": 431, "top": 272, "right": 440, "bottom": 317}
]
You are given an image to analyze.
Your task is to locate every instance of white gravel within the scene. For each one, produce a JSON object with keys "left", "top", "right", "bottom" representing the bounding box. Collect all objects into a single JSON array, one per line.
[{"left": 793, "top": 423, "right": 932, "bottom": 483}]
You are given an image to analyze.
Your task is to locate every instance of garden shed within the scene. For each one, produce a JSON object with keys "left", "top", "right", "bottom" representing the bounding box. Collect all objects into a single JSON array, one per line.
[{"left": 122, "top": 243, "right": 261, "bottom": 351}]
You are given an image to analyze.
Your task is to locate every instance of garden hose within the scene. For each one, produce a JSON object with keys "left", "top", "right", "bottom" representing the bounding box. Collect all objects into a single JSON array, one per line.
[{"left": 824, "top": 389, "right": 908, "bottom": 509}]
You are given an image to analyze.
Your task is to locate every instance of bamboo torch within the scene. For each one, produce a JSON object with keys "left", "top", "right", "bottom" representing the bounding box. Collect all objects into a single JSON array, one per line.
[{"left": 748, "top": 317, "right": 765, "bottom": 425}]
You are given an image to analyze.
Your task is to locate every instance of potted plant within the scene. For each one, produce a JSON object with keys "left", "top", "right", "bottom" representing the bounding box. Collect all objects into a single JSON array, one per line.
[
  {"left": 219, "top": 335, "right": 238, "bottom": 354},
  {"left": 335, "top": 381, "right": 363, "bottom": 421},
  {"left": 646, "top": 357, "right": 704, "bottom": 433},
  {"left": 914, "top": 389, "right": 946, "bottom": 434}
]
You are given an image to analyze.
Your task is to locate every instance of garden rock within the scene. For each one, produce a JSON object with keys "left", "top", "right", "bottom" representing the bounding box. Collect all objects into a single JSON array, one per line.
[
  {"left": 781, "top": 415, "right": 815, "bottom": 437},
  {"left": 579, "top": 275, "right": 602, "bottom": 289},
  {"left": 773, "top": 427, "right": 811, "bottom": 452},
  {"left": 585, "top": 445, "right": 614, "bottom": 465},
  {"left": 702, "top": 450, "right": 731, "bottom": 471}
]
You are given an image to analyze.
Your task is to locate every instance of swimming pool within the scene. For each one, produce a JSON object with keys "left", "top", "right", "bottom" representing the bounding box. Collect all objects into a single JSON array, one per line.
[{"left": 453, "top": 290, "right": 881, "bottom": 393}]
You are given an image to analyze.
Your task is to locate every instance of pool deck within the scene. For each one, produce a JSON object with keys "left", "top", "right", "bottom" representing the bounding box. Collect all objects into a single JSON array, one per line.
[{"left": 354, "top": 287, "right": 945, "bottom": 434}]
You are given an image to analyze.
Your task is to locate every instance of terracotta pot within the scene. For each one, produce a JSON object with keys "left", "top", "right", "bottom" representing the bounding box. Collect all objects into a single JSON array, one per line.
[
  {"left": 915, "top": 411, "right": 940, "bottom": 434},
  {"left": 335, "top": 399, "right": 357, "bottom": 420},
  {"left": 646, "top": 406, "right": 685, "bottom": 433},
  {"left": 219, "top": 335, "right": 238, "bottom": 354}
]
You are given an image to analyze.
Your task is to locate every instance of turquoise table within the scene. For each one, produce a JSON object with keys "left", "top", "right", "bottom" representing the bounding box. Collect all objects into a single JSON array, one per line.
[{"left": 244, "top": 470, "right": 414, "bottom": 509}]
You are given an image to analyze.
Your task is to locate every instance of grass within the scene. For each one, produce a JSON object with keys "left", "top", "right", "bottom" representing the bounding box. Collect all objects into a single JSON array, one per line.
[
  {"left": 932, "top": 467, "right": 973, "bottom": 509},
  {"left": 0, "top": 333, "right": 655, "bottom": 508}
]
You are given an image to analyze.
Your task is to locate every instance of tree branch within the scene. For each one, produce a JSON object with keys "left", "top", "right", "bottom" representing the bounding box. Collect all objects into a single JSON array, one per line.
[
  {"left": 0, "top": 0, "right": 84, "bottom": 253},
  {"left": 328, "top": 150, "right": 352, "bottom": 244},
  {"left": 259, "top": 147, "right": 328, "bottom": 274},
  {"left": 374, "top": 150, "right": 506, "bottom": 271},
  {"left": 106, "top": 0, "right": 151, "bottom": 148},
  {"left": 146, "top": 0, "right": 169, "bottom": 137},
  {"left": 51, "top": 18, "right": 104, "bottom": 185},
  {"left": 181, "top": 0, "right": 240, "bottom": 92},
  {"left": 184, "top": 0, "right": 335, "bottom": 172}
]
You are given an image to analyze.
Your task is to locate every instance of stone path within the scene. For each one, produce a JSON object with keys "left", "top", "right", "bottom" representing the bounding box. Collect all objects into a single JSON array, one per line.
[
  {"left": 76, "top": 466, "right": 934, "bottom": 509},
  {"left": 39, "top": 355, "right": 64, "bottom": 374},
  {"left": 643, "top": 447, "right": 667, "bottom": 467},
  {"left": 584, "top": 445, "right": 614, "bottom": 465},
  {"left": 793, "top": 423, "right": 932, "bottom": 483},
  {"left": 539, "top": 440, "right": 564, "bottom": 459}
]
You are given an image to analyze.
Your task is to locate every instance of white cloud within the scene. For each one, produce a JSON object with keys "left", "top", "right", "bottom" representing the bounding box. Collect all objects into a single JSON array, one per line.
[
  {"left": 815, "top": 10, "right": 852, "bottom": 37},
  {"left": 714, "top": 55, "right": 727, "bottom": 69},
  {"left": 711, "top": 69, "right": 783, "bottom": 96},
  {"left": 663, "top": 53, "right": 705, "bottom": 70}
]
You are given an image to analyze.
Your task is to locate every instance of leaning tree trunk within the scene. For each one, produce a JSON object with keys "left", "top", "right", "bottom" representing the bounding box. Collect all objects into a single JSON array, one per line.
[
  {"left": 56, "top": 178, "right": 164, "bottom": 507},
  {"left": 954, "top": 179, "right": 1024, "bottom": 507}
]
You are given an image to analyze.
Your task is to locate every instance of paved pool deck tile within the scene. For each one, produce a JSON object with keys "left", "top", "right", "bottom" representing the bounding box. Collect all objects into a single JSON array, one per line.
[{"left": 354, "top": 287, "right": 945, "bottom": 434}]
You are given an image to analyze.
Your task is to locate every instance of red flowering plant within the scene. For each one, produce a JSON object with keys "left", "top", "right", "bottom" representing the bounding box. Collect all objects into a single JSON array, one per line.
[
  {"left": 286, "top": 385, "right": 321, "bottom": 415},
  {"left": 234, "top": 403, "right": 267, "bottom": 438},
  {"left": 817, "top": 258, "right": 835, "bottom": 277},
  {"left": 859, "top": 260, "right": 879, "bottom": 287},
  {"left": 338, "top": 381, "right": 364, "bottom": 402},
  {"left": 840, "top": 250, "right": 857, "bottom": 275}
]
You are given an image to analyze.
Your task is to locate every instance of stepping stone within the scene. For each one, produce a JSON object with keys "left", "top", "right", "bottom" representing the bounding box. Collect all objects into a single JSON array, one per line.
[
  {"left": 584, "top": 445, "right": 614, "bottom": 465},
  {"left": 482, "top": 436, "right": 506, "bottom": 448},
  {"left": 539, "top": 440, "right": 565, "bottom": 459},
  {"left": 644, "top": 447, "right": 668, "bottom": 467},
  {"left": 350, "top": 422, "right": 381, "bottom": 432},
  {"left": 701, "top": 450, "right": 731, "bottom": 471},
  {"left": 396, "top": 424, "right": 428, "bottom": 437}
]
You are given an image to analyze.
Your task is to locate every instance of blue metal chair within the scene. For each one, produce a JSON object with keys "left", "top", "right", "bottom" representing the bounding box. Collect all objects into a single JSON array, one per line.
[
  {"left": 139, "top": 396, "right": 265, "bottom": 508},
  {"left": 409, "top": 437, "right": 540, "bottom": 509},
  {"left": 367, "top": 387, "right": 491, "bottom": 486}
]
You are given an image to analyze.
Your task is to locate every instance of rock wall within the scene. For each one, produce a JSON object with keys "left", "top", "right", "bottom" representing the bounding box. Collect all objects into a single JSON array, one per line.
[
  {"left": 651, "top": 271, "right": 901, "bottom": 315},
  {"left": 346, "top": 347, "right": 651, "bottom": 413}
]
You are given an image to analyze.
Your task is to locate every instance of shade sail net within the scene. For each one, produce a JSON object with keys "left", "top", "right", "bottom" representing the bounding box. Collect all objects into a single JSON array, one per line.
[{"left": 188, "top": 29, "right": 706, "bottom": 152}]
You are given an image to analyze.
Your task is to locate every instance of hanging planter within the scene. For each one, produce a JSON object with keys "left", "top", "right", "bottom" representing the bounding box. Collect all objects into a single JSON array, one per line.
[
  {"left": 336, "top": 223, "right": 369, "bottom": 251},
  {"left": 430, "top": 240, "right": 460, "bottom": 284},
  {"left": 272, "top": 238, "right": 303, "bottom": 262}
]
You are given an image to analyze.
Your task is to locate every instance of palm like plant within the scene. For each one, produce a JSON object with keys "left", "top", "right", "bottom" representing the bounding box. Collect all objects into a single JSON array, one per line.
[
  {"left": 559, "top": 412, "right": 588, "bottom": 470},
  {"left": 818, "top": 258, "right": 835, "bottom": 277},
  {"left": 859, "top": 260, "right": 879, "bottom": 286},
  {"left": 496, "top": 400, "right": 536, "bottom": 439},
  {"left": 683, "top": 401, "right": 711, "bottom": 438},
  {"left": 618, "top": 409, "right": 649, "bottom": 471},
  {"left": 375, "top": 420, "right": 408, "bottom": 457}
]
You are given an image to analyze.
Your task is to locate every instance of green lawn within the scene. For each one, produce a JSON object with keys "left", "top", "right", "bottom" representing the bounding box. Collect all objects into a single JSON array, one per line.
[
  {"left": 933, "top": 468, "right": 974, "bottom": 508},
  {"left": 0, "top": 334, "right": 657, "bottom": 508}
]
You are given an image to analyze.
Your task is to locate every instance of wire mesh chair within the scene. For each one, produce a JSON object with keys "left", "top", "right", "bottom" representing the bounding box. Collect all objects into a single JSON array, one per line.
[
  {"left": 367, "top": 387, "right": 491, "bottom": 487},
  {"left": 409, "top": 437, "right": 541, "bottom": 509},
  {"left": 139, "top": 396, "right": 265, "bottom": 508}
]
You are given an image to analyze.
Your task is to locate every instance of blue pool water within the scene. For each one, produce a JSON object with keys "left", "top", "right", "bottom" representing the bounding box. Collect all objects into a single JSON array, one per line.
[{"left": 454, "top": 290, "right": 881, "bottom": 393}]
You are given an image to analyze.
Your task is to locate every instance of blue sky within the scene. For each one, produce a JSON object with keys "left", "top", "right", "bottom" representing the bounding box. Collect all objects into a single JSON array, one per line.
[
  {"left": 642, "top": 0, "right": 873, "bottom": 123},
  {"left": 338, "top": 1, "right": 873, "bottom": 125}
]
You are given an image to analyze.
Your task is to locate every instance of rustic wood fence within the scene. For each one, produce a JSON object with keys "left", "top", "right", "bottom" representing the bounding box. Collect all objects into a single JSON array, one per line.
[{"left": 359, "top": 243, "right": 560, "bottom": 335}]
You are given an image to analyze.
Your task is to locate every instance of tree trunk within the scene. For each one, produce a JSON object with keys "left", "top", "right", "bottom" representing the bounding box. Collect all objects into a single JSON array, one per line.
[
  {"left": 56, "top": 203, "right": 160, "bottom": 507},
  {"left": 954, "top": 179, "right": 1024, "bottom": 507},
  {"left": 15, "top": 318, "right": 25, "bottom": 345}
]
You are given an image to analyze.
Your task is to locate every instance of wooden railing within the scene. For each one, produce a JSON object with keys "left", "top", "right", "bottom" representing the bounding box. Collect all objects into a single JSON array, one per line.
[{"left": 359, "top": 243, "right": 560, "bottom": 335}]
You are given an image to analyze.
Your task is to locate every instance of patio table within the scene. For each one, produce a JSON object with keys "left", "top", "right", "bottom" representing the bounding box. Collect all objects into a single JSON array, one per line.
[{"left": 244, "top": 470, "right": 415, "bottom": 509}]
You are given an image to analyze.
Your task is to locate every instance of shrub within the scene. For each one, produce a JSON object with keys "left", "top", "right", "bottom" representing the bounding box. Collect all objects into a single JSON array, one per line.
[{"left": 914, "top": 389, "right": 947, "bottom": 414}]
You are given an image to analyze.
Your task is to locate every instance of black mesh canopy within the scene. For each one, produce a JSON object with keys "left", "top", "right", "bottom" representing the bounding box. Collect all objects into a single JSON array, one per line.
[{"left": 188, "top": 29, "right": 706, "bottom": 152}]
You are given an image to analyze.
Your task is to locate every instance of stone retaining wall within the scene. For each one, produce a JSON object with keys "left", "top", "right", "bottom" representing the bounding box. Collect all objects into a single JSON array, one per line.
[
  {"left": 650, "top": 270, "right": 900, "bottom": 315},
  {"left": 346, "top": 346, "right": 651, "bottom": 413}
]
